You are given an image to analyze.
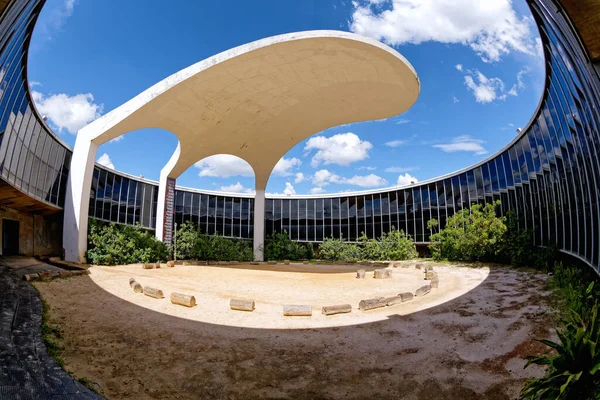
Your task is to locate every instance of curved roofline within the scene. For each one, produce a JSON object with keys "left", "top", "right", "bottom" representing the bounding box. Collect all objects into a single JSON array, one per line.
[{"left": 25, "top": 13, "right": 545, "bottom": 200}]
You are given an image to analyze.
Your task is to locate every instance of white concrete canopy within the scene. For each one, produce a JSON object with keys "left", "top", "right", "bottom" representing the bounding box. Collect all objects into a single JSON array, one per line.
[{"left": 63, "top": 30, "right": 419, "bottom": 262}]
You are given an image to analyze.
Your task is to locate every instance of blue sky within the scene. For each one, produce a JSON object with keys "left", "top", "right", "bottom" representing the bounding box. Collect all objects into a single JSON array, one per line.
[{"left": 28, "top": 0, "right": 544, "bottom": 195}]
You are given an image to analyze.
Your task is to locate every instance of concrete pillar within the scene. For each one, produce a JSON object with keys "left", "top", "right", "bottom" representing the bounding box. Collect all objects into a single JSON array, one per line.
[
  {"left": 253, "top": 189, "right": 265, "bottom": 261},
  {"left": 155, "top": 173, "right": 176, "bottom": 245},
  {"left": 155, "top": 172, "right": 167, "bottom": 242},
  {"left": 155, "top": 145, "right": 180, "bottom": 244},
  {"left": 63, "top": 136, "right": 98, "bottom": 263}
]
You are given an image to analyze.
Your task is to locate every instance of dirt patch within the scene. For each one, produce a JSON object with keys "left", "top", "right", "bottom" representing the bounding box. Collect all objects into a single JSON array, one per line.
[{"left": 35, "top": 263, "right": 555, "bottom": 399}]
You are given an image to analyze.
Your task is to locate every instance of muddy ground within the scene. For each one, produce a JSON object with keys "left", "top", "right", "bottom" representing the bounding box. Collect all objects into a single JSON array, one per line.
[{"left": 35, "top": 263, "right": 555, "bottom": 399}]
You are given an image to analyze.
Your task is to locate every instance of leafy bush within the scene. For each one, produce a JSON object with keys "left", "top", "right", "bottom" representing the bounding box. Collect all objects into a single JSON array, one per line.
[
  {"left": 319, "top": 227, "right": 417, "bottom": 261},
  {"left": 359, "top": 228, "right": 418, "bottom": 261},
  {"left": 318, "top": 237, "right": 350, "bottom": 261},
  {"left": 429, "top": 201, "right": 507, "bottom": 262},
  {"left": 174, "top": 221, "right": 252, "bottom": 261},
  {"left": 264, "top": 231, "right": 309, "bottom": 261},
  {"left": 86, "top": 219, "right": 169, "bottom": 265},
  {"left": 521, "top": 264, "right": 600, "bottom": 399},
  {"left": 522, "top": 297, "right": 600, "bottom": 399}
]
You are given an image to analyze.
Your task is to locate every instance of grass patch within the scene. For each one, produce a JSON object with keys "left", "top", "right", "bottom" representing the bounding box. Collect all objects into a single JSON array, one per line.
[
  {"left": 33, "top": 284, "right": 103, "bottom": 396},
  {"left": 39, "top": 297, "right": 66, "bottom": 368}
]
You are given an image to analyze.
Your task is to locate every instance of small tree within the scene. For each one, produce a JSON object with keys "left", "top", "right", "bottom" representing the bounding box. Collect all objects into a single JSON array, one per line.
[{"left": 428, "top": 201, "right": 506, "bottom": 262}]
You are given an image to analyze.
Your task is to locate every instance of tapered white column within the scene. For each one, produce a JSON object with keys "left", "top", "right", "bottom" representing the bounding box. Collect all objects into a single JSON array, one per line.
[
  {"left": 63, "top": 135, "right": 98, "bottom": 263},
  {"left": 253, "top": 189, "right": 265, "bottom": 261}
]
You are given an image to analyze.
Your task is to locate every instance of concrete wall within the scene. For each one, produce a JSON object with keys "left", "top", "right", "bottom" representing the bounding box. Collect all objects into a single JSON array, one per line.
[{"left": 0, "top": 206, "right": 63, "bottom": 257}]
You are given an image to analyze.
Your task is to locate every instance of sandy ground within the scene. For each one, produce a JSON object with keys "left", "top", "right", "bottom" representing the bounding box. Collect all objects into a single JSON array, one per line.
[
  {"left": 34, "top": 262, "right": 555, "bottom": 400},
  {"left": 86, "top": 262, "right": 489, "bottom": 329}
]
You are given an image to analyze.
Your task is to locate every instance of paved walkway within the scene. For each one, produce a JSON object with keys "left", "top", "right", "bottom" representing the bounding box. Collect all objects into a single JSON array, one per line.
[{"left": 0, "top": 257, "right": 102, "bottom": 399}]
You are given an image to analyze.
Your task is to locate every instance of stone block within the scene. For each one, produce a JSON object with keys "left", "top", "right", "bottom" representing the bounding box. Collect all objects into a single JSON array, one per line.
[
  {"left": 23, "top": 273, "right": 39, "bottom": 281},
  {"left": 415, "top": 285, "right": 431, "bottom": 296},
  {"left": 398, "top": 292, "right": 414, "bottom": 302},
  {"left": 374, "top": 269, "right": 392, "bottom": 279}
]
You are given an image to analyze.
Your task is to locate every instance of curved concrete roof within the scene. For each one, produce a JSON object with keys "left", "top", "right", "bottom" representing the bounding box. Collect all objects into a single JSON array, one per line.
[{"left": 78, "top": 30, "right": 419, "bottom": 190}]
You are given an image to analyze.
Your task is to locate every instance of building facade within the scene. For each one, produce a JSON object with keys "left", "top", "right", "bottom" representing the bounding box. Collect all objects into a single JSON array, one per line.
[{"left": 0, "top": 0, "right": 598, "bottom": 273}]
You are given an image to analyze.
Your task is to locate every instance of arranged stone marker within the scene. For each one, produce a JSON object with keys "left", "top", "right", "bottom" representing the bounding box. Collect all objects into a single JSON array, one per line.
[
  {"left": 143, "top": 286, "right": 164, "bottom": 299},
  {"left": 322, "top": 304, "right": 352, "bottom": 316},
  {"left": 142, "top": 263, "right": 155, "bottom": 269},
  {"left": 170, "top": 292, "right": 196, "bottom": 307},
  {"left": 415, "top": 263, "right": 423, "bottom": 270},
  {"left": 356, "top": 269, "right": 366, "bottom": 279},
  {"left": 131, "top": 282, "right": 143, "bottom": 293},
  {"left": 267, "top": 261, "right": 277, "bottom": 265},
  {"left": 230, "top": 299, "right": 256, "bottom": 311},
  {"left": 430, "top": 276, "right": 439, "bottom": 288},
  {"left": 358, "top": 297, "right": 388, "bottom": 311},
  {"left": 23, "top": 273, "right": 39, "bottom": 281},
  {"left": 386, "top": 292, "right": 415, "bottom": 305},
  {"left": 250, "top": 261, "right": 259, "bottom": 265},
  {"left": 374, "top": 269, "right": 392, "bottom": 279},
  {"left": 283, "top": 305, "right": 312, "bottom": 316},
  {"left": 303, "top": 260, "right": 309, "bottom": 264},
  {"left": 399, "top": 292, "right": 414, "bottom": 302},
  {"left": 129, "top": 277, "right": 136, "bottom": 285},
  {"left": 154, "top": 262, "right": 161, "bottom": 268},
  {"left": 284, "top": 260, "right": 290, "bottom": 265},
  {"left": 59, "top": 271, "right": 72, "bottom": 278},
  {"left": 425, "top": 269, "right": 437, "bottom": 280},
  {"left": 38, "top": 271, "right": 51, "bottom": 280},
  {"left": 415, "top": 285, "right": 431, "bottom": 297},
  {"left": 167, "top": 261, "right": 175, "bottom": 268}
]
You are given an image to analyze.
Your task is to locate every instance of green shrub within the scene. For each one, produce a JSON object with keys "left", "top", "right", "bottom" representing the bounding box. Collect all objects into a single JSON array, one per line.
[
  {"left": 428, "top": 201, "right": 507, "bottom": 262},
  {"left": 358, "top": 227, "right": 418, "bottom": 261},
  {"left": 521, "top": 264, "right": 600, "bottom": 399},
  {"left": 173, "top": 220, "right": 253, "bottom": 261},
  {"left": 86, "top": 219, "right": 169, "bottom": 265},
  {"left": 522, "top": 298, "right": 600, "bottom": 399},
  {"left": 319, "top": 237, "right": 350, "bottom": 261},
  {"left": 319, "top": 227, "right": 417, "bottom": 262},
  {"left": 264, "top": 231, "right": 308, "bottom": 261}
]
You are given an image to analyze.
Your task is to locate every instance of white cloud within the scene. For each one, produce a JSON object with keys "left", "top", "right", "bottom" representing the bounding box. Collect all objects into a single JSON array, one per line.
[
  {"left": 97, "top": 153, "right": 114, "bottom": 170},
  {"left": 452, "top": 96, "right": 459, "bottom": 104},
  {"left": 350, "top": 0, "right": 538, "bottom": 63},
  {"left": 455, "top": 64, "right": 463, "bottom": 72},
  {"left": 385, "top": 140, "right": 405, "bottom": 148},
  {"left": 312, "top": 169, "right": 387, "bottom": 188},
  {"left": 39, "top": 0, "right": 76, "bottom": 40},
  {"left": 310, "top": 187, "right": 326, "bottom": 194},
  {"left": 272, "top": 157, "right": 301, "bottom": 177},
  {"left": 344, "top": 174, "right": 387, "bottom": 187},
  {"left": 396, "top": 119, "right": 410, "bottom": 125},
  {"left": 433, "top": 135, "right": 488, "bottom": 155},
  {"left": 396, "top": 173, "right": 418, "bottom": 186},
  {"left": 463, "top": 70, "right": 506, "bottom": 103},
  {"left": 385, "top": 166, "right": 416, "bottom": 173},
  {"left": 195, "top": 155, "right": 254, "bottom": 178},
  {"left": 32, "top": 91, "right": 102, "bottom": 134},
  {"left": 108, "top": 136, "right": 124, "bottom": 144},
  {"left": 294, "top": 172, "right": 306, "bottom": 183},
  {"left": 462, "top": 68, "right": 529, "bottom": 103},
  {"left": 357, "top": 166, "right": 376, "bottom": 171},
  {"left": 283, "top": 182, "right": 296, "bottom": 195},
  {"left": 304, "top": 132, "right": 372, "bottom": 167},
  {"left": 219, "top": 182, "right": 254, "bottom": 193}
]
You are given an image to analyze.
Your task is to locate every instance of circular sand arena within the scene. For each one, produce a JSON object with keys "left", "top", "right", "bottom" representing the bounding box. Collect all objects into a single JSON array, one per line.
[{"left": 89, "top": 262, "right": 489, "bottom": 329}]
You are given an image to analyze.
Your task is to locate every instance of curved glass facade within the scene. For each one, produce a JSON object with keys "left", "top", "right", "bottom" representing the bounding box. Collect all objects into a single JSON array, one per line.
[{"left": 0, "top": 0, "right": 598, "bottom": 271}]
